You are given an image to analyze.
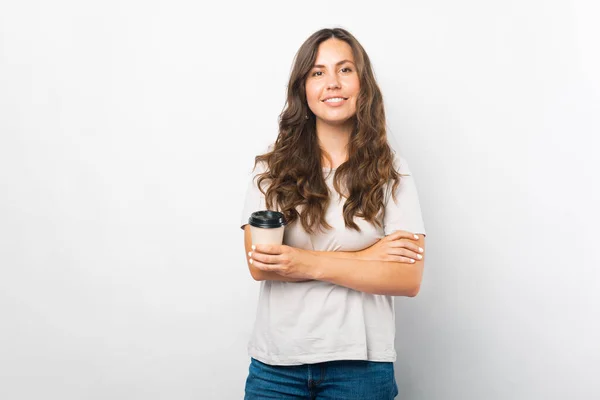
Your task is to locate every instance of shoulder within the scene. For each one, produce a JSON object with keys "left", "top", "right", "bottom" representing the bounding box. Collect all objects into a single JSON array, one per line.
[
  {"left": 391, "top": 150, "right": 412, "bottom": 176},
  {"left": 383, "top": 151, "right": 417, "bottom": 200},
  {"left": 249, "top": 142, "right": 274, "bottom": 175}
]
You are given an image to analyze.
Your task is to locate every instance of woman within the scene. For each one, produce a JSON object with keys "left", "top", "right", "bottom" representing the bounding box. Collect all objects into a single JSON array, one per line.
[{"left": 240, "top": 27, "right": 426, "bottom": 399}]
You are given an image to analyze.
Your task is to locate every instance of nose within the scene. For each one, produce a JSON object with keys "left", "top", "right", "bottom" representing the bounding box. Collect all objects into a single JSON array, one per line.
[{"left": 325, "top": 73, "right": 341, "bottom": 89}]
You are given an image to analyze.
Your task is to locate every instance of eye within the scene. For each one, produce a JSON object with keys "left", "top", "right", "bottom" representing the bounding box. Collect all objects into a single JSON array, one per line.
[
  {"left": 341, "top": 67, "right": 353, "bottom": 73},
  {"left": 312, "top": 71, "right": 323, "bottom": 77}
]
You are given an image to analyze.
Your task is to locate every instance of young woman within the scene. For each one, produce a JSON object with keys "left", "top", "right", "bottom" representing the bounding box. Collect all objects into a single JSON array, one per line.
[{"left": 240, "top": 27, "right": 427, "bottom": 399}]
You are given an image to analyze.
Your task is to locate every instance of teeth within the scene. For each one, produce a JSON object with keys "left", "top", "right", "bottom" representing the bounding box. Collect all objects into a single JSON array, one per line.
[{"left": 324, "top": 97, "right": 345, "bottom": 103}]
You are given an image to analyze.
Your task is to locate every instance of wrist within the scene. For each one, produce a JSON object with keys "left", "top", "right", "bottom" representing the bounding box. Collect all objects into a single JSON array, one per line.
[
  {"left": 304, "top": 250, "right": 324, "bottom": 280},
  {"left": 302, "top": 249, "right": 364, "bottom": 280}
]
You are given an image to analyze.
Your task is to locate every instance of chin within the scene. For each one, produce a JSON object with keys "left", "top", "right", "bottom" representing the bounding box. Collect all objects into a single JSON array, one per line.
[{"left": 317, "top": 115, "right": 355, "bottom": 126}]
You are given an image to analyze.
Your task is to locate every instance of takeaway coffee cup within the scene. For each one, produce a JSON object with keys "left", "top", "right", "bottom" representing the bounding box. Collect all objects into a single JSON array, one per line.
[{"left": 248, "top": 210, "right": 287, "bottom": 245}]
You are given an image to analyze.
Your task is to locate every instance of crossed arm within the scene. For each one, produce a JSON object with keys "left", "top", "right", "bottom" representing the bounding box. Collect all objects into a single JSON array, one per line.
[{"left": 242, "top": 225, "right": 426, "bottom": 297}]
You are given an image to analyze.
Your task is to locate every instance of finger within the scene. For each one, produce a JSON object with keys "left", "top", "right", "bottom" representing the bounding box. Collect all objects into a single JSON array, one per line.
[
  {"left": 389, "top": 239, "right": 424, "bottom": 254},
  {"left": 254, "top": 244, "right": 282, "bottom": 255},
  {"left": 390, "top": 255, "right": 417, "bottom": 264},
  {"left": 250, "top": 258, "right": 282, "bottom": 271},
  {"left": 250, "top": 252, "right": 279, "bottom": 264},
  {"left": 390, "top": 248, "right": 423, "bottom": 261},
  {"left": 385, "top": 230, "right": 419, "bottom": 241}
]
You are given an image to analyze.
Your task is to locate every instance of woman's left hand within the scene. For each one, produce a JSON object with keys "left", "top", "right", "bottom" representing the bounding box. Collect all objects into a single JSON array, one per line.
[{"left": 248, "top": 244, "right": 315, "bottom": 280}]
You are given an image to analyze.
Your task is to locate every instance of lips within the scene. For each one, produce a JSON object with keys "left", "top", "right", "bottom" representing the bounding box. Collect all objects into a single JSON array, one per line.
[
  {"left": 321, "top": 96, "right": 348, "bottom": 103},
  {"left": 320, "top": 96, "right": 349, "bottom": 108}
]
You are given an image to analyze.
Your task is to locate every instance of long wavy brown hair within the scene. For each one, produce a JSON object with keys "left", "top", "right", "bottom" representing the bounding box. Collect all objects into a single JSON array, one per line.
[{"left": 252, "top": 27, "right": 403, "bottom": 235}]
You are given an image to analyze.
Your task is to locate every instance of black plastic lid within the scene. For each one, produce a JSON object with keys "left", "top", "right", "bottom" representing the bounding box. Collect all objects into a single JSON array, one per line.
[{"left": 248, "top": 210, "right": 286, "bottom": 229}]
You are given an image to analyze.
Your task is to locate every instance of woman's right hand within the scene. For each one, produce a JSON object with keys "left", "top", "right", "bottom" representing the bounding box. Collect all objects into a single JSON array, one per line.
[{"left": 357, "top": 230, "right": 424, "bottom": 264}]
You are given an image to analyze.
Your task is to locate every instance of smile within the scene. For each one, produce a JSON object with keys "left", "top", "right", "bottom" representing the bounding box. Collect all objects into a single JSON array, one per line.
[{"left": 322, "top": 97, "right": 348, "bottom": 103}]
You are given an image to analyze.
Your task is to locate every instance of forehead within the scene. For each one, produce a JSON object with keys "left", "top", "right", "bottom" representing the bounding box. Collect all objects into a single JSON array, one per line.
[{"left": 314, "top": 38, "right": 354, "bottom": 65}]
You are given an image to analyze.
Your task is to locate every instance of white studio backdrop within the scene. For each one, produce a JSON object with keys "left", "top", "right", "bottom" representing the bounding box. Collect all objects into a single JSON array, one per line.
[{"left": 1, "top": 1, "right": 599, "bottom": 399}]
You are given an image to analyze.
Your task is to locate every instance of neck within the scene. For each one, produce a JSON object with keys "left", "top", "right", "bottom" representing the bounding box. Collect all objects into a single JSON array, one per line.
[{"left": 316, "top": 118, "right": 353, "bottom": 168}]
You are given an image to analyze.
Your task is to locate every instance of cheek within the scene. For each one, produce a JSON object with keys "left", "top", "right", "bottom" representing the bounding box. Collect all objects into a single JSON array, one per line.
[
  {"left": 305, "top": 84, "right": 320, "bottom": 105},
  {"left": 349, "top": 81, "right": 360, "bottom": 107},
  {"left": 349, "top": 78, "right": 360, "bottom": 96}
]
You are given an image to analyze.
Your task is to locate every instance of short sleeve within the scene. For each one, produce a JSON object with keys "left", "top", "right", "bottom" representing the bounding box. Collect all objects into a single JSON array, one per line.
[
  {"left": 383, "top": 154, "right": 427, "bottom": 236},
  {"left": 240, "top": 160, "right": 269, "bottom": 230}
]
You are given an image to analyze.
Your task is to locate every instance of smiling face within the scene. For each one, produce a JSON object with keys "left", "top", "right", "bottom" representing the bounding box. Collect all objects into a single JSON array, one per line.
[{"left": 305, "top": 38, "right": 360, "bottom": 127}]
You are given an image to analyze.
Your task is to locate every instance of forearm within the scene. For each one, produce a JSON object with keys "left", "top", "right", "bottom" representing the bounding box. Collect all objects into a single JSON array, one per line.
[
  {"left": 308, "top": 250, "right": 421, "bottom": 296},
  {"left": 312, "top": 250, "right": 359, "bottom": 259},
  {"left": 251, "top": 251, "right": 357, "bottom": 282},
  {"left": 251, "top": 267, "right": 311, "bottom": 282}
]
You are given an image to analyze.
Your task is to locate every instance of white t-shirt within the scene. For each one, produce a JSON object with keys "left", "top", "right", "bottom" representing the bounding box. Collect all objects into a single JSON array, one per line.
[{"left": 239, "top": 150, "right": 426, "bottom": 366}]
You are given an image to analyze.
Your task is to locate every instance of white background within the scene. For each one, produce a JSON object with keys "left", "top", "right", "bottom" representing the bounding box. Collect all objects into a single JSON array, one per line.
[{"left": 1, "top": 1, "right": 599, "bottom": 399}]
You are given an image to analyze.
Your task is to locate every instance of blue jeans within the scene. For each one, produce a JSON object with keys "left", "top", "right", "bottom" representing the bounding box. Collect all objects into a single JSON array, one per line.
[{"left": 244, "top": 358, "right": 399, "bottom": 399}]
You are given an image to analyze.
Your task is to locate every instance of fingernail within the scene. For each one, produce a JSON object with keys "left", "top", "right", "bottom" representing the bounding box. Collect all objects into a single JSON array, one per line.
[
  {"left": 417, "top": 254, "right": 422, "bottom": 259},
  {"left": 410, "top": 259, "right": 415, "bottom": 263},
  {"left": 248, "top": 251, "right": 252, "bottom": 257},
  {"left": 249, "top": 258, "right": 253, "bottom": 264},
  {"left": 419, "top": 247, "right": 424, "bottom": 253},
  {"left": 414, "top": 235, "right": 419, "bottom": 239},
  {"left": 251, "top": 245, "right": 255, "bottom": 250}
]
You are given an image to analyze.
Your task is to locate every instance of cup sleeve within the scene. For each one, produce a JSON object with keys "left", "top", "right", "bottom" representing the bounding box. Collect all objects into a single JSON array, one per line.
[
  {"left": 240, "top": 161, "right": 268, "bottom": 230},
  {"left": 383, "top": 155, "right": 427, "bottom": 237}
]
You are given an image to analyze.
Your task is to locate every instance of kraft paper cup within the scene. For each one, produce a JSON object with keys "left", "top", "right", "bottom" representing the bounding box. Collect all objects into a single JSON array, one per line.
[{"left": 248, "top": 210, "right": 286, "bottom": 245}]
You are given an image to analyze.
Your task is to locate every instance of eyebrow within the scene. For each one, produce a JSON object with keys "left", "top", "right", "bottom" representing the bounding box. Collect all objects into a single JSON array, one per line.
[{"left": 312, "top": 59, "right": 355, "bottom": 69}]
